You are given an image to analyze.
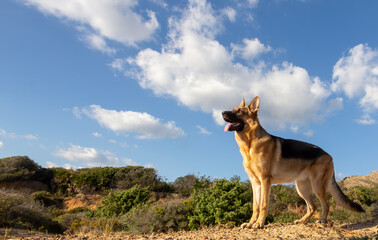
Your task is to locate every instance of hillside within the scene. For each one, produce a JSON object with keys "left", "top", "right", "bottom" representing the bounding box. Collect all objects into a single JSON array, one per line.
[
  {"left": 339, "top": 171, "right": 378, "bottom": 189},
  {"left": 0, "top": 156, "right": 377, "bottom": 239}
]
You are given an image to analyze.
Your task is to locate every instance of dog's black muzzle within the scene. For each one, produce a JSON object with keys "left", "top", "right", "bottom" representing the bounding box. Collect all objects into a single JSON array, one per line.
[{"left": 222, "top": 111, "right": 244, "bottom": 132}]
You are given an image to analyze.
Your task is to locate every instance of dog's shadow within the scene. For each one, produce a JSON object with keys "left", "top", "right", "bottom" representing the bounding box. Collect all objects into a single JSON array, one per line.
[{"left": 341, "top": 204, "right": 378, "bottom": 230}]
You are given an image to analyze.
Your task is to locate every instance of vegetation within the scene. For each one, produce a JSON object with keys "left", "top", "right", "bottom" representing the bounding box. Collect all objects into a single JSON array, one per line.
[
  {"left": 0, "top": 194, "right": 64, "bottom": 233},
  {"left": 0, "top": 156, "right": 376, "bottom": 235},
  {"left": 0, "top": 156, "right": 53, "bottom": 185},
  {"left": 188, "top": 178, "right": 252, "bottom": 229},
  {"left": 95, "top": 186, "right": 150, "bottom": 217},
  {"left": 122, "top": 199, "right": 191, "bottom": 234}
]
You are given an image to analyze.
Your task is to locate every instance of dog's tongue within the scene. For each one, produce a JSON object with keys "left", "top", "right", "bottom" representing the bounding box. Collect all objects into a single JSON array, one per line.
[{"left": 224, "top": 123, "right": 232, "bottom": 132}]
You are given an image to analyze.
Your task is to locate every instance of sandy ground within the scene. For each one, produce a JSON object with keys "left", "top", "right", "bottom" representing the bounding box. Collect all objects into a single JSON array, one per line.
[{"left": 2, "top": 220, "right": 377, "bottom": 240}]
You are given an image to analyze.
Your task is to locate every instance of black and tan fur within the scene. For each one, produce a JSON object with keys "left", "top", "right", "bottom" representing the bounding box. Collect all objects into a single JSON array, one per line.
[{"left": 222, "top": 96, "right": 364, "bottom": 229}]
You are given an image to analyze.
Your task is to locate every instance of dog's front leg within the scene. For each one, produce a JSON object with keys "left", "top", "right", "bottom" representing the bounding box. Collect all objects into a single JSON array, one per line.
[
  {"left": 252, "top": 177, "right": 271, "bottom": 229},
  {"left": 241, "top": 178, "right": 260, "bottom": 229}
]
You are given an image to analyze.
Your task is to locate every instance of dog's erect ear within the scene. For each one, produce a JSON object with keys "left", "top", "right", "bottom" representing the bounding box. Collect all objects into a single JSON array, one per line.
[
  {"left": 239, "top": 98, "right": 245, "bottom": 107},
  {"left": 249, "top": 96, "right": 260, "bottom": 112}
]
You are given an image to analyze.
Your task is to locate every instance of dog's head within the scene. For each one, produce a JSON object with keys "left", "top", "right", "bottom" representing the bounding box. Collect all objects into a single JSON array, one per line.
[{"left": 222, "top": 96, "right": 260, "bottom": 132}]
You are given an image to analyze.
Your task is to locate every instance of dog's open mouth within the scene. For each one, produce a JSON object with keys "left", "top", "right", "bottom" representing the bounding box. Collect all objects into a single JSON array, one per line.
[
  {"left": 224, "top": 122, "right": 243, "bottom": 132},
  {"left": 222, "top": 111, "right": 244, "bottom": 132}
]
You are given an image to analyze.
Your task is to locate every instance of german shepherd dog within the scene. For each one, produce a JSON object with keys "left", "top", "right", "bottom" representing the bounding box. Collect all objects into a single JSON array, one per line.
[{"left": 223, "top": 96, "right": 364, "bottom": 229}]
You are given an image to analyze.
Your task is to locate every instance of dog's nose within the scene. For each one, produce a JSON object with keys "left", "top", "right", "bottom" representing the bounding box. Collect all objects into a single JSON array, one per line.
[{"left": 222, "top": 111, "right": 231, "bottom": 117}]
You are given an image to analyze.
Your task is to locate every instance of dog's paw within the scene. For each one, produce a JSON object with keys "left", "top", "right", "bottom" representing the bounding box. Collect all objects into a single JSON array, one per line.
[
  {"left": 294, "top": 219, "right": 309, "bottom": 224},
  {"left": 294, "top": 220, "right": 302, "bottom": 224},
  {"left": 252, "top": 222, "right": 264, "bottom": 229},
  {"left": 240, "top": 223, "right": 253, "bottom": 229},
  {"left": 315, "top": 220, "right": 327, "bottom": 224}
]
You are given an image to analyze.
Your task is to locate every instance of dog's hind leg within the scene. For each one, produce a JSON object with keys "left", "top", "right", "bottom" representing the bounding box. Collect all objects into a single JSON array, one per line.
[
  {"left": 311, "top": 165, "right": 332, "bottom": 222},
  {"left": 311, "top": 156, "right": 333, "bottom": 223},
  {"left": 294, "top": 179, "right": 317, "bottom": 224},
  {"left": 312, "top": 184, "right": 329, "bottom": 223}
]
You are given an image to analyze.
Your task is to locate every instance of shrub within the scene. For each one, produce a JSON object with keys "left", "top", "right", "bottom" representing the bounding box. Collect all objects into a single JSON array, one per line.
[
  {"left": 329, "top": 203, "right": 376, "bottom": 224},
  {"left": 67, "top": 217, "right": 124, "bottom": 234},
  {"left": 115, "top": 166, "right": 173, "bottom": 192},
  {"left": 31, "top": 191, "right": 63, "bottom": 208},
  {"left": 50, "top": 168, "right": 76, "bottom": 195},
  {"left": 123, "top": 199, "right": 190, "bottom": 234},
  {"left": 193, "top": 175, "right": 212, "bottom": 191},
  {"left": 265, "top": 185, "right": 308, "bottom": 224},
  {"left": 32, "top": 167, "right": 54, "bottom": 185},
  {"left": 173, "top": 174, "right": 198, "bottom": 196},
  {"left": 95, "top": 186, "right": 150, "bottom": 217},
  {"left": 188, "top": 178, "right": 252, "bottom": 229},
  {"left": 0, "top": 195, "right": 64, "bottom": 233},
  {"left": 59, "top": 211, "right": 87, "bottom": 230},
  {"left": 347, "top": 186, "right": 378, "bottom": 206},
  {"left": 0, "top": 156, "right": 53, "bottom": 185},
  {"left": 72, "top": 167, "right": 118, "bottom": 193}
]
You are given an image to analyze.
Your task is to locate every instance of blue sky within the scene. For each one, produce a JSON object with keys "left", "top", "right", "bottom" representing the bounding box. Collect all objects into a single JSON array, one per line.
[{"left": 1, "top": 0, "right": 377, "bottom": 181}]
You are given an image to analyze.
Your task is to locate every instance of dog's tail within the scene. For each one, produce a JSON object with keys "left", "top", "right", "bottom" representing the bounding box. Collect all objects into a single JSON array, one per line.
[{"left": 328, "top": 173, "right": 365, "bottom": 212}]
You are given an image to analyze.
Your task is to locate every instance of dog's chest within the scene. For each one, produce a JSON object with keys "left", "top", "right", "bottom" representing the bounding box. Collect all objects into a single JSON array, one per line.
[{"left": 238, "top": 137, "right": 277, "bottom": 177}]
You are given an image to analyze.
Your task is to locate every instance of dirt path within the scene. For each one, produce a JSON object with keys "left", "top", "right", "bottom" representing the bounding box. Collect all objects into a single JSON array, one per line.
[{"left": 2, "top": 221, "right": 377, "bottom": 240}]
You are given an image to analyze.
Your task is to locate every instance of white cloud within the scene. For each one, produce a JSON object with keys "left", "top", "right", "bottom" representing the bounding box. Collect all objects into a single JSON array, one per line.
[
  {"left": 76, "top": 105, "right": 185, "bottom": 139},
  {"left": 196, "top": 125, "right": 211, "bottom": 135},
  {"left": 0, "top": 129, "right": 38, "bottom": 140},
  {"left": 232, "top": 38, "right": 272, "bottom": 60},
  {"left": 222, "top": 7, "right": 236, "bottom": 22},
  {"left": 326, "top": 97, "right": 343, "bottom": 113},
  {"left": 290, "top": 126, "right": 299, "bottom": 133},
  {"left": 46, "top": 161, "right": 58, "bottom": 168},
  {"left": 55, "top": 144, "right": 119, "bottom": 167},
  {"left": 248, "top": 0, "right": 259, "bottom": 8},
  {"left": 360, "top": 85, "right": 378, "bottom": 111},
  {"left": 356, "top": 113, "right": 376, "bottom": 125},
  {"left": 303, "top": 130, "right": 314, "bottom": 137},
  {"left": 0, "top": 141, "right": 4, "bottom": 148},
  {"left": 336, "top": 172, "right": 346, "bottom": 181},
  {"left": 23, "top": 134, "right": 38, "bottom": 140},
  {"left": 123, "top": 158, "right": 139, "bottom": 166},
  {"left": 82, "top": 33, "right": 116, "bottom": 55},
  {"left": 109, "top": 58, "right": 125, "bottom": 71},
  {"left": 62, "top": 164, "right": 78, "bottom": 170},
  {"left": 21, "top": 0, "right": 159, "bottom": 48},
  {"left": 72, "top": 107, "right": 82, "bottom": 118},
  {"left": 130, "top": 0, "right": 332, "bottom": 130},
  {"left": 332, "top": 44, "right": 378, "bottom": 113},
  {"left": 46, "top": 161, "right": 78, "bottom": 169},
  {"left": 144, "top": 163, "right": 155, "bottom": 169},
  {"left": 0, "top": 129, "right": 17, "bottom": 139},
  {"left": 92, "top": 132, "right": 102, "bottom": 138}
]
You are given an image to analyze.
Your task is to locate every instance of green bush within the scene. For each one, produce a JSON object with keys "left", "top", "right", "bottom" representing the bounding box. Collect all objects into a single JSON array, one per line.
[
  {"left": 173, "top": 174, "right": 198, "bottom": 196},
  {"left": 0, "top": 156, "right": 53, "bottom": 185},
  {"left": 268, "top": 184, "right": 306, "bottom": 221},
  {"left": 51, "top": 168, "right": 76, "bottom": 195},
  {"left": 95, "top": 186, "right": 150, "bottom": 217},
  {"left": 31, "top": 191, "right": 63, "bottom": 208},
  {"left": 329, "top": 203, "right": 376, "bottom": 224},
  {"left": 63, "top": 216, "right": 124, "bottom": 234},
  {"left": 123, "top": 199, "right": 190, "bottom": 234},
  {"left": 72, "top": 167, "right": 118, "bottom": 193},
  {"left": 115, "top": 166, "right": 173, "bottom": 192},
  {"left": 0, "top": 195, "right": 64, "bottom": 233},
  {"left": 188, "top": 178, "right": 252, "bottom": 229},
  {"left": 347, "top": 186, "right": 378, "bottom": 206}
]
